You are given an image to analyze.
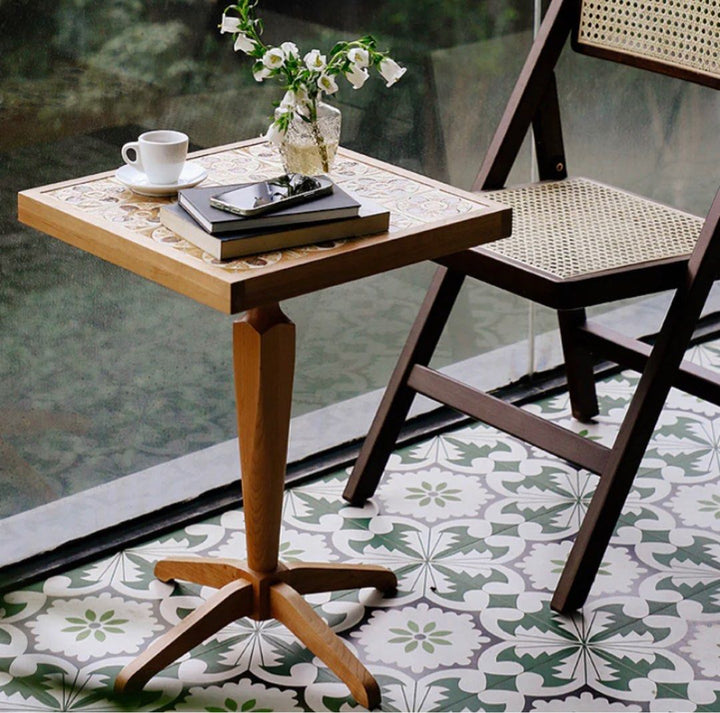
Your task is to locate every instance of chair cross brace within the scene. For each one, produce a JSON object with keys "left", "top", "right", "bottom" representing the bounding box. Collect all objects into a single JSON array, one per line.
[
  {"left": 407, "top": 364, "right": 611, "bottom": 474},
  {"left": 578, "top": 322, "right": 720, "bottom": 403}
]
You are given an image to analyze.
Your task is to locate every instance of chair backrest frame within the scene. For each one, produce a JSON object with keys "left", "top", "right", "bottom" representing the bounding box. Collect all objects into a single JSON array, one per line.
[
  {"left": 474, "top": 0, "right": 573, "bottom": 191},
  {"left": 572, "top": 0, "right": 720, "bottom": 89},
  {"left": 475, "top": 0, "right": 720, "bottom": 194}
]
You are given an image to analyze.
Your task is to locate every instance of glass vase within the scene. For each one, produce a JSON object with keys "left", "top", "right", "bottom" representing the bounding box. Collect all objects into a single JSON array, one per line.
[{"left": 279, "top": 101, "right": 341, "bottom": 176}]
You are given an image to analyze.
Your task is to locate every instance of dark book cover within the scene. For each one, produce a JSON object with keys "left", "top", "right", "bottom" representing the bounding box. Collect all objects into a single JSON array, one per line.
[{"left": 178, "top": 180, "right": 361, "bottom": 235}]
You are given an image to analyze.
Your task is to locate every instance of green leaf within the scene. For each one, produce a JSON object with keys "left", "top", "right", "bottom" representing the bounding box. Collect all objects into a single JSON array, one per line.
[
  {"left": 404, "top": 640, "right": 418, "bottom": 653},
  {"left": 330, "top": 41, "right": 348, "bottom": 56},
  {"left": 85, "top": 609, "right": 96, "bottom": 622}
]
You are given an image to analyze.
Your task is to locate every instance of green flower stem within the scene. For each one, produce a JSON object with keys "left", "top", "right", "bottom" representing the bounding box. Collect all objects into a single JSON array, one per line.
[{"left": 307, "top": 103, "right": 330, "bottom": 173}]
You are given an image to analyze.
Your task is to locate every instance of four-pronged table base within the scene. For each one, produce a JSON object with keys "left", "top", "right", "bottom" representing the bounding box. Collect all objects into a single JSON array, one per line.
[{"left": 115, "top": 557, "right": 397, "bottom": 709}]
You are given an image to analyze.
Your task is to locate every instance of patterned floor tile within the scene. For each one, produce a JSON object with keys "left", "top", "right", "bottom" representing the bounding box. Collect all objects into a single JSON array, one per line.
[{"left": 3, "top": 338, "right": 720, "bottom": 711}]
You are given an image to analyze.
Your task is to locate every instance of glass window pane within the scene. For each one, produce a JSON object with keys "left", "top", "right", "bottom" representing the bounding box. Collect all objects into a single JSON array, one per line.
[{"left": 0, "top": 1, "right": 535, "bottom": 569}]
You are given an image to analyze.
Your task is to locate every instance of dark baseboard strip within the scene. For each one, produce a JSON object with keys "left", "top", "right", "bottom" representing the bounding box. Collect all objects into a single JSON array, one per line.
[{"left": 3, "top": 316, "right": 720, "bottom": 594}]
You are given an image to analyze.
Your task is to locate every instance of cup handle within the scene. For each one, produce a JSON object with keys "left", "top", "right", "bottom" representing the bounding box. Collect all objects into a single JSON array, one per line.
[{"left": 121, "top": 142, "right": 142, "bottom": 170}]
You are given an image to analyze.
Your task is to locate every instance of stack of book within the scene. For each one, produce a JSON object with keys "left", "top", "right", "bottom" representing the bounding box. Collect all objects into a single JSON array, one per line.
[{"left": 160, "top": 179, "right": 390, "bottom": 260}]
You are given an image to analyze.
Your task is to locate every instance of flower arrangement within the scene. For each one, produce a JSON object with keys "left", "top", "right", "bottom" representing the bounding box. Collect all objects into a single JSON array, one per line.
[{"left": 220, "top": 0, "right": 406, "bottom": 172}]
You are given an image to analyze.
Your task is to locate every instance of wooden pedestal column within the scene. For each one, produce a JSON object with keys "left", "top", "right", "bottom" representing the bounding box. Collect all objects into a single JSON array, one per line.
[{"left": 115, "top": 304, "right": 396, "bottom": 709}]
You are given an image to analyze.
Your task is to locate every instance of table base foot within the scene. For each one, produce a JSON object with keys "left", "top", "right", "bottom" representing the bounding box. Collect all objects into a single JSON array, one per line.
[
  {"left": 154, "top": 556, "right": 263, "bottom": 589},
  {"left": 115, "top": 578, "right": 254, "bottom": 694},
  {"left": 283, "top": 561, "right": 397, "bottom": 596},
  {"left": 271, "top": 581, "right": 381, "bottom": 710},
  {"left": 115, "top": 558, "right": 396, "bottom": 709}
]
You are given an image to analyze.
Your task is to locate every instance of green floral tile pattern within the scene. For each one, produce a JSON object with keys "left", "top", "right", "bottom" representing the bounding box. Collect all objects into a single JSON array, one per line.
[{"left": 2, "top": 339, "right": 720, "bottom": 710}]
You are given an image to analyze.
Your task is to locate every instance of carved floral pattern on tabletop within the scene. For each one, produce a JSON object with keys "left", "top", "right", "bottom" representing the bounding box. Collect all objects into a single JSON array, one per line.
[{"left": 47, "top": 142, "right": 484, "bottom": 273}]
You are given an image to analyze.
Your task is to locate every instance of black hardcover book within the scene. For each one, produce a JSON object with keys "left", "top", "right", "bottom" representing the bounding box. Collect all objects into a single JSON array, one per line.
[
  {"left": 178, "top": 179, "right": 361, "bottom": 235},
  {"left": 159, "top": 199, "right": 390, "bottom": 260}
]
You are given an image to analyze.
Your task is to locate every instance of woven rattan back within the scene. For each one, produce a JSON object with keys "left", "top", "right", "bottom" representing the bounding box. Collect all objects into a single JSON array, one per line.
[{"left": 574, "top": 0, "right": 720, "bottom": 87}]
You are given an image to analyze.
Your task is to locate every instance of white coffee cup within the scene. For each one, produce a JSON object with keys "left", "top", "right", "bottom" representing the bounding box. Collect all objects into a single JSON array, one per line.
[{"left": 121, "top": 130, "right": 189, "bottom": 184}]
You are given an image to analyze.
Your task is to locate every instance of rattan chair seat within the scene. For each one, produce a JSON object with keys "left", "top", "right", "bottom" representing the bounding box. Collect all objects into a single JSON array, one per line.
[{"left": 482, "top": 178, "right": 703, "bottom": 279}]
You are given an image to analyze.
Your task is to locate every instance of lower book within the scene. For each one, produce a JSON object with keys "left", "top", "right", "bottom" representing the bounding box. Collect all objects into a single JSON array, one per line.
[{"left": 160, "top": 196, "right": 390, "bottom": 260}]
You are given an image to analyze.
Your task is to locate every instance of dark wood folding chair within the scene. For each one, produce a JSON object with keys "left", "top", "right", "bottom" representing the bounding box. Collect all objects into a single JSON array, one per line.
[{"left": 343, "top": 0, "right": 720, "bottom": 614}]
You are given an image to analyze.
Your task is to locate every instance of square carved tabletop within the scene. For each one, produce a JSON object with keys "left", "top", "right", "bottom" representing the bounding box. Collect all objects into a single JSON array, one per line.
[{"left": 18, "top": 138, "right": 510, "bottom": 314}]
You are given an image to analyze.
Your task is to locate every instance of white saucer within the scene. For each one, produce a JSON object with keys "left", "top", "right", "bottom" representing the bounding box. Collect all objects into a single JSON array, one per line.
[{"left": 115, "top": 163, "right": 207, "bottom": 196}]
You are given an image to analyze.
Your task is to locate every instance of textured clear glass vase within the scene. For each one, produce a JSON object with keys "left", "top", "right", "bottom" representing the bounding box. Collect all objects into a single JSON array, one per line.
[{"left": 279, "top": 101, "right": 341, "bottom": 176}]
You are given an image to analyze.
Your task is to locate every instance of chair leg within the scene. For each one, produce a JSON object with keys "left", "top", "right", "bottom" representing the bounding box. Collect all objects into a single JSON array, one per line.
[
  {"left": 551, "top": 378, "right": 667, "bottom": 612},
  {"left": 558, "top": 308, "right": 599, "bottom": 422},
  {"left": 554, "top": 191, "right": 720, "bottom": 612},
  {"left": 552, "top": 273, "right": 719, "bottom": 611},
  {"left": 342, "top": 266, "right": 465, "bottom": 505}
]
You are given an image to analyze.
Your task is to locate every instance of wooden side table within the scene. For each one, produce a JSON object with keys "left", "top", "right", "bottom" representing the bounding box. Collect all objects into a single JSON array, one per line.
[{"left": 18, "top": 138, "right": 510, "bottom": 709}]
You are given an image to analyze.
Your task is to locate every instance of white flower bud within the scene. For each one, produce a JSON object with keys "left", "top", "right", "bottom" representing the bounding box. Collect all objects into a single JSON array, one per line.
[
  {"left": 304, "top": 49, "right": 327, "bottom": 72},
  {"left": 345, "top": 63, "right": 369, "bottom": 90},
  {"left": 220, "top": 15, "right": 241, "bottom": 34},
  {"left": 318, "top": 73, "right": 339, "bottom": 95},
  {"left": 379, "top": 57, "right": 406, "bottom": 86},
  {"left": 279, "top": 90, "right": 298, "bottom": 108},
  {"left": 262, "top": 47, "right": 286, "bottom": 69},
  {"left": 253, "top": 65, "right": 272, "bottom": 82},
  {"left": 234, "top": 32, "right": 255, "bottom": 54},
  {"left": 264, "top": 121, "right": 286, "bottom": 146},
  {"left": 347, "top": 47, "right": 370, "bottom": 68},
  {"left": 280, "top": 41, "right": 299, "bottom": 59}
]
